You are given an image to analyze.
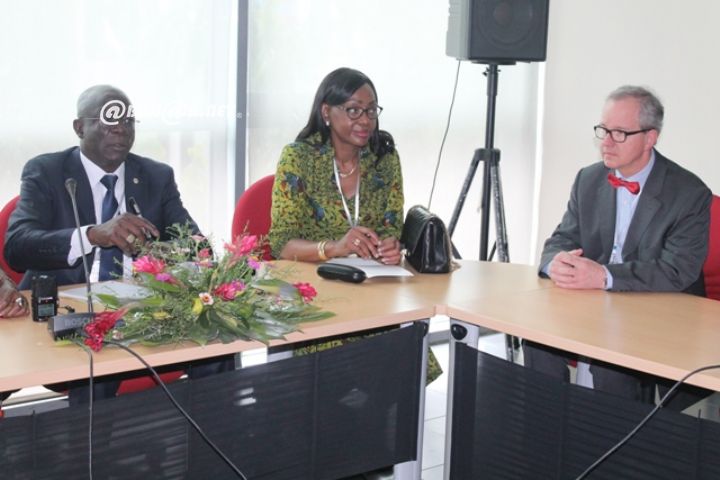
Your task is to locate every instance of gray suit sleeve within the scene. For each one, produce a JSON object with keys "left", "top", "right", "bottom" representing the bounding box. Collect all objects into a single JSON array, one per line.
[
  {"left": 608, "top": 186, "right": 711, "bottom": 292},
  {"left": 538, "top": 170, "right": 583, "bottom": 276}
]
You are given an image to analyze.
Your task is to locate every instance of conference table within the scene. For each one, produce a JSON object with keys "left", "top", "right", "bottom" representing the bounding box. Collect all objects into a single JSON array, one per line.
[
  {"left": 0, "top": 260, "right": 553, "bottom": 393},
  {"left": 2, "top": 259, "right": 720, "bottom": 479}
]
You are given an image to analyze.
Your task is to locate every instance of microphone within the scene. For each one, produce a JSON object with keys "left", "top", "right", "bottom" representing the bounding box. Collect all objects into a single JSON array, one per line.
[
  {"left": 65, "top": 178, "right": 93, "bottom": 314},
  {"left": 48, "top": 178, "right": 96, "bottom": 339}
]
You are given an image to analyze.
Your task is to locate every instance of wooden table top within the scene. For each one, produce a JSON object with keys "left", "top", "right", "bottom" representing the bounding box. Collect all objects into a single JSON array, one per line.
[
  {"left": 449, "top": 287, "right": 720, "bottom": 391},
  {"left": 2, "top": 259, "right": 719, "bottom": 391}
]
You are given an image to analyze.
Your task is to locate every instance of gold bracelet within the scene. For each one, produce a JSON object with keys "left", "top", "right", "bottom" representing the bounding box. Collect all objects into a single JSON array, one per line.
[{"left": 317, "top": 240, "right": 328, "bottom": 261}]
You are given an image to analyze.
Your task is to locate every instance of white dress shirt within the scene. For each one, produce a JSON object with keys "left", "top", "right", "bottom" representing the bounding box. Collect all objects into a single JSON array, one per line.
[
  {"left": 578, "top": 151, "right": 656, "bottom": 387},
  {"left": 67, "top": 152, "right": 131, "bottom": 282}
]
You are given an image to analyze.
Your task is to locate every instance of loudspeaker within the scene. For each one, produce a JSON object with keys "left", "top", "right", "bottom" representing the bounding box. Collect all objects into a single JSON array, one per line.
[{"left": 446, "top": 0, "right": 550, "bottom": 63}]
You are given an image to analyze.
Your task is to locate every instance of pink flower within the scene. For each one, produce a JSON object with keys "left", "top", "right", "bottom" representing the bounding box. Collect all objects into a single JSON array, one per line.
[
  {"left": 133, "top": 255, "right": 165, "bottom": 275},
  {"left": 294, "top": 282, "right": 317, "bottom": 303},
  {"left": 213, "top": 280, "right": 246, "bottom": 301},
  {"left": 154, "top": 272, "right": 175, "bottom": 283},
  {"left": 247, "top": 257, "right": 261, "bottom": 271},
  {"left": 84, "top": 309, "right": 127, "bottom": 352},
  {"left": 198, "top": 248, "right": 211, "bottom": 259},
  {"left": 224, "top": 234, "right": 258, "bottom": 259}
]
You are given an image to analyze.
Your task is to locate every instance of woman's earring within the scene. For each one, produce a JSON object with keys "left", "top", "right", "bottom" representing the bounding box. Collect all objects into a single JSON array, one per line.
[{"left": 325, "top": 120, "right": 330, "bottom": 127}]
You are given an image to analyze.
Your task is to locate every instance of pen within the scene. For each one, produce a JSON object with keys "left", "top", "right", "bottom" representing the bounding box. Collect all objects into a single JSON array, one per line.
[
  {"left": 128, "top": 196, "right": 142, "bottom": 217},
  {"left": 128, "top": 197, "right": 153, "bottom": 240}
]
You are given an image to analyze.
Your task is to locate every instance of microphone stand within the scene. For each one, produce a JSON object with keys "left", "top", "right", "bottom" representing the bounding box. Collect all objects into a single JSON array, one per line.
[
  {"left": 447, "top": 63, "right": 515, "bottom": 361},
  {"left": 48, "top": 179, "right": 97, "bottom": 340},
  {"left": 66, "top": 179, "right": 94, "bottom": 313}
]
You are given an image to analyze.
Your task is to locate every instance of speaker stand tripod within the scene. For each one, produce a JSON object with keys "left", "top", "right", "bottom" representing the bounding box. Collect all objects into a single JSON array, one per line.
[{"left": 447, "top": 63, "right": 515, "bottom": 361}]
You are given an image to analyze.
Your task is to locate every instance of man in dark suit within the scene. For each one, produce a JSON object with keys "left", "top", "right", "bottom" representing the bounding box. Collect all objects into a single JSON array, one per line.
[
  {"left": 4, "top": 85, "right": 233, "bottom": 403},
  {"left": 5, "top": 85, "right": 195, "bottom": 288},
  {"left": 524, "top": 85, "right": 712, "bottom": 409}
]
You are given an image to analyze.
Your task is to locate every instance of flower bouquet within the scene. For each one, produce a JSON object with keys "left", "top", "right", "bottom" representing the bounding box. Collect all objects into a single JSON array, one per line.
[{"left": 84, "top": 225, "right": 333, "bottom": 351}]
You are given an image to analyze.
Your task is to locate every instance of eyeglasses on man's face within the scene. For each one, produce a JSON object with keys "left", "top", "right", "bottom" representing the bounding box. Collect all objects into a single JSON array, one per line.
[
  {"left": 335, "top": 104, "right": 383, "bottom": 120},
  {"left": 593, "top": 125, "right": 650, "bottom": 143},
  {"left": 83, "top": 117, "right": 138, "bottom": 128}
]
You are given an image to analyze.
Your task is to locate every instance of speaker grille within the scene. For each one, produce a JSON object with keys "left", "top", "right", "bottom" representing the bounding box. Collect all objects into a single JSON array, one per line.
[
  {"left": 447, "top": 0, "right": 550, "bottom": 63},
  {"left": 478, "top": 0, "right": 537, "bottom": 46}
]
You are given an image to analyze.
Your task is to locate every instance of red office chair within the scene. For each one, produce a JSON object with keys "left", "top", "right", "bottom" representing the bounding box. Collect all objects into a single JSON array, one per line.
[
  {"left": 0, "top": 196, "right": 23, "bottom": 285},
  {"left": 703, "top": 195, "right": 720, "bottom": 301},
  {"left": 231, "top": 174, "right": 275, "bottom": 260},
  {"left": 116, "top": 369, "right": 185, "bottom": 395}
]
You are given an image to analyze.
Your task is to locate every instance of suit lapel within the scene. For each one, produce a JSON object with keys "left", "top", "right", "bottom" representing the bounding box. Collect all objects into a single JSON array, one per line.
[
  {"left": 622, "top": 152, "right": 666, "bottom": 258},
  {"left": 123, "top": 155, "right": 147, "bottom": 214},
  {"left": 65, "top": 147, "right": 97, "bottom": 224}
]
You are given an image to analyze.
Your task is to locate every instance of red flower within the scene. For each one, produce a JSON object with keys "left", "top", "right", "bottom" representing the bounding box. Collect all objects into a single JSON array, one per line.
[
  {"left": 198, "top": 248, "right": 211, "bottom": 259},
  {"left": 224, "top": 234, "right": 258, "bottom": 260},
  {"left": 213, "top": 280, "right": 246, "bottom": 301},
  {"left": 132, "top": 255, "right": 165, "bottom": 275},
  {"left": 294, "top": 282, "right": 317, "bottom": 303},
  {"left": 84, "top": 309, "right": 127, "bottom": 352}
]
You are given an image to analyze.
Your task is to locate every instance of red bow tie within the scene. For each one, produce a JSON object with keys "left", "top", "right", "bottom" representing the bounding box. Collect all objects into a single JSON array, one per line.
[{"left": 607, "top": 173, "right": 640, "bottom": 195}]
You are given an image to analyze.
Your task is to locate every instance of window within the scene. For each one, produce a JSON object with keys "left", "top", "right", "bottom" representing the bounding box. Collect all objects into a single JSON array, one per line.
[{"left": 0, "top": 0, "right": 238, "bottom": 242}]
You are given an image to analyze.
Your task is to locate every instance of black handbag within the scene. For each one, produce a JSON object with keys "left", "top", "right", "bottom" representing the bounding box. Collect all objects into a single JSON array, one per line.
[{"left": 400, "top": 205, "right": 452, "bottom": 273}]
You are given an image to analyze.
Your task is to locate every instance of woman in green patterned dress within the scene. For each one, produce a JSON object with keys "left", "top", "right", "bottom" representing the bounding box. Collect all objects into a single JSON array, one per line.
[
  {"left": 267, "top": 67, "right": 442, "bottom": 384},
  {"left": 268, "top": 67, "right": 403, "bottom": 264}
]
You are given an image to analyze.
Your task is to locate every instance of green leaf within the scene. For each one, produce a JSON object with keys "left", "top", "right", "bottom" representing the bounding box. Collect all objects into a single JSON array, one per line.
[
  {"left": 96, "top": 293, "right": 122, "bottom": 308},
  {"left": 137, "top": 296, "right": 166, "bottom": 308},
  {"left": 251, "top": 278, "right": 285, "bottom": 294},
  {"left": 209, "top": 309, "right": 245, "bottom": 335},
  {"left": 144, "top": 276, "right": 182, "bottom": 293}
]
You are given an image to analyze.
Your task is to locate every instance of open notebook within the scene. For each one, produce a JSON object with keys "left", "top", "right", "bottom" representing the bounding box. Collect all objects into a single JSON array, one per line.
[
  {"left": 60, "top": 280, "right": 150, "bottom": 301},
  {"left": 326, "top": 257, "right": 413, "bottom": 278}
]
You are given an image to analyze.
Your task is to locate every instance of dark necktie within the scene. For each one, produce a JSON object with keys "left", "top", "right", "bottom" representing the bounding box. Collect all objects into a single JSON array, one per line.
[
  {"left": 607, "top": 172, "right": 640, "bottom": 195},
  {"left": 99, "top": 174, "right": 123, "bottom": 281}
]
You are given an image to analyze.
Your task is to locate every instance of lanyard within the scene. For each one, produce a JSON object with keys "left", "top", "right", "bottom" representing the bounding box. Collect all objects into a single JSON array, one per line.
[{"left": 333, "top": 158, "right": 360, "bottom": 228}]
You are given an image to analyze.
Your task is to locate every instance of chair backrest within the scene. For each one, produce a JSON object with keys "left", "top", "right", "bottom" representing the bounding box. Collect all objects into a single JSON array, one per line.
[
  {"left": 703, "top": 195, "right": 720, "bottom": 301},
  {"left": 231, "top": 174, "right": 275, "bottom": 260},
  {"left": 0, "top": 196, "right": 23, "bottom": 284}
]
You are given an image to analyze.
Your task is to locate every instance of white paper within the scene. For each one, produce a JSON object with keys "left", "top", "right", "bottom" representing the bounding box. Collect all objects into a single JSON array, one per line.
[
  {"left": 60, "top": 280, "right": 150, "bottom": 301},
  {"left": 326, "top": 257, "right": 413, "bottom": 278}
]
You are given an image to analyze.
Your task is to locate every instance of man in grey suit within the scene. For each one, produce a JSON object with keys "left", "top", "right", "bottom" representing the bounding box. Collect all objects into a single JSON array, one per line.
[{"left": 524, "top": 85, "right": 712, "bottom": 408}]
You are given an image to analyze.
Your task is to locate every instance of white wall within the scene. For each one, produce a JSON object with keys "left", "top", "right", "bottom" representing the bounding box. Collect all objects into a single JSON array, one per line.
[
  {"left": 248, "top": 0, "right": 540, "bottom": 264},
  {"left": 538, "top": 1, "right": 720, "bottom": 261},
  {"left": 5, "top": 2, "right": 713, "bottom": 266}
]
